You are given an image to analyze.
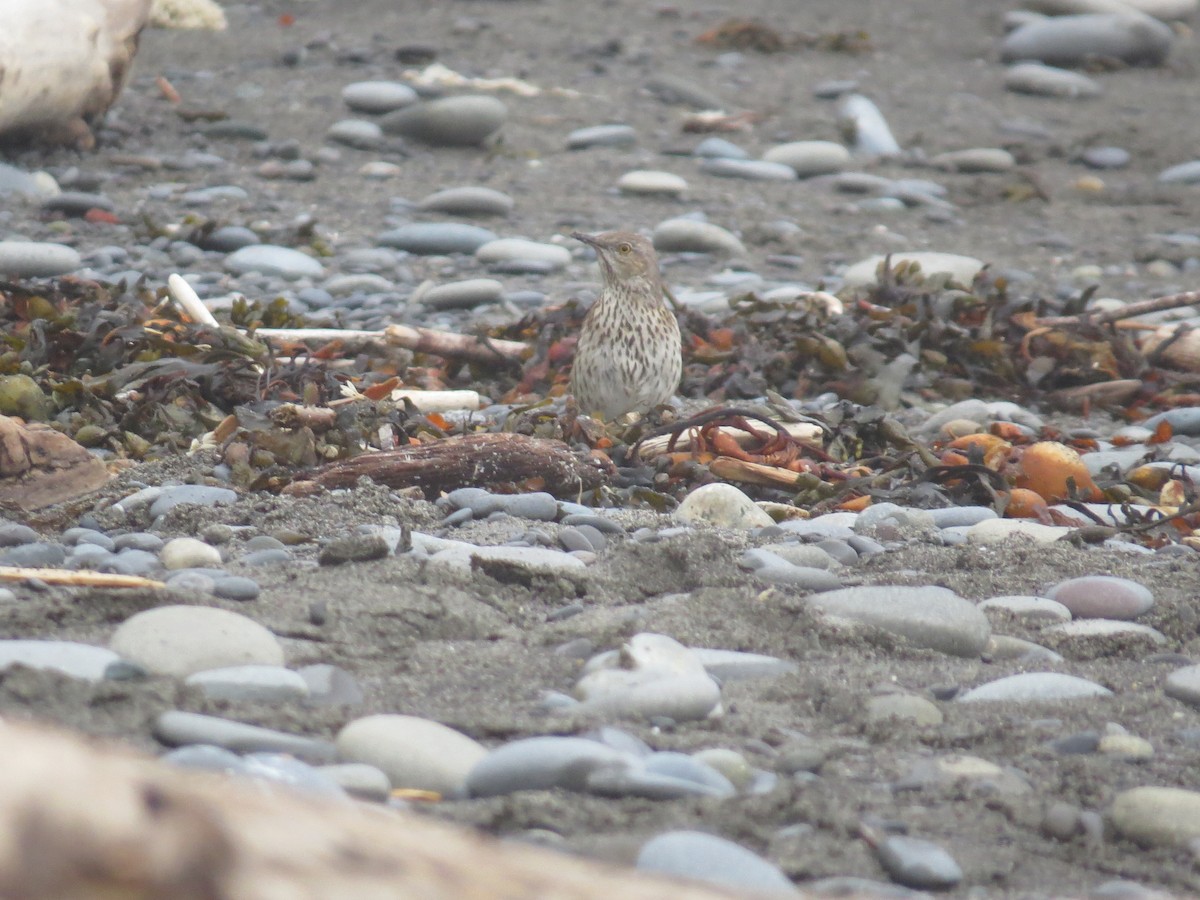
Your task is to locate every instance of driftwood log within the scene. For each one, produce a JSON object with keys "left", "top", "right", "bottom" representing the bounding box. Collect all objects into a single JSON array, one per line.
[
  {"left": 285, "top": 433, "right": 613, "bottom": 499},
  {"left": 0, "top": 721, "right": 804, "bottom": 900},
  {"left": 0, "top": 415, "right": 113, "bottom": 511},
  {"left": 0, "top": 0, "right": 151, "bottom": 147}
]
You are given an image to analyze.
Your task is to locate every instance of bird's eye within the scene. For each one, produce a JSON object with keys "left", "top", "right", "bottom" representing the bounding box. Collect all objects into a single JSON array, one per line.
[{"left": 618, "top": 242, "right": 632, "bottom": 254}]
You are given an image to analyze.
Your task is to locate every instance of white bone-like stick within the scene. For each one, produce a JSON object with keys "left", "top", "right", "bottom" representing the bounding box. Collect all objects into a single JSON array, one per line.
[{"left": 167, "top": 273, "right": 219, "bottom": 328}]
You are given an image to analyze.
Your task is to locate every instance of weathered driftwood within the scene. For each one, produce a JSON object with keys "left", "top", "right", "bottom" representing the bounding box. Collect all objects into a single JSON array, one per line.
[
  {"left": 285, "top": 433, "right": 612, "bottom": 499},
  {"left": 0, "top": 567, "right": 163, "bottom": 589},
  {"left": 0, "top": 416, "right": 113, "bottom": 511},
  {"left": 0, "top": 0, "right": 151, "bottom": 147},
  {"left": 0, "top": 721, "right": 800, "bottom": 900}
]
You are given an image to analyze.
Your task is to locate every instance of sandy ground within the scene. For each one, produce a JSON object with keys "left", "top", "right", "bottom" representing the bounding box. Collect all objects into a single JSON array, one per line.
[{"left": 4, "top": 0, "right": 1200, "bottom": 896}]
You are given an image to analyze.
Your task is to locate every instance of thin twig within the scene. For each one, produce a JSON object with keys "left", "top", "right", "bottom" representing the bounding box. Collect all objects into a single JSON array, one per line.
[{"left": 1031, "top": 291, "right": 1200, "bottom": 328}]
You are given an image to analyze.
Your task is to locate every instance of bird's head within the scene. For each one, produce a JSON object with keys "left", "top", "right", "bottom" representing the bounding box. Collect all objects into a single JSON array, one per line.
[{"left": 572, "top": 230, "right": 661, "bottom": 286}]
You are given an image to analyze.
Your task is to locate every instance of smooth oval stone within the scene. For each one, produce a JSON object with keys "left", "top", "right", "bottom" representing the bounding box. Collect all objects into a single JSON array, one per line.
[
  {"left": 148, "top": 485, "right": 237, "bottom": 518},
  {"left": 616, "top": 170, "right": 689, "bottom": 197},
  {"left": 978, "top": 595, "right": 1073, "bottom": 623},
  {"left": 1046, "top": 575, "right": 1154, "bottom": 619},
  {"left": 378, "top": 223, "right": 497, "bottom": 255},
  {"left": 466, "top": 736, "right": 633, "bottom": 797},
  {"left": 930, "top": 148, "right": 1016, "bottom": 173},
  {"left": 636, "top": 831, "right": 795, "bottom": 892},
  {"left": 698, "top": 158, "right": 797, "bottom": 181},
  {"left": 0, "top": 241, "right": 81, "bottom": 277},
  {"left": 1081, "top": 146, "right": 1130, "bottom": 168},
  {"left": 809, "top": 586, "right": 990, "bottom": 658},
  {"left": 874, "top": 835, "right": 963, "bottom": 890},
  {"left": 838, "top": 94, "right": 901, "bottom": 156},
  {"left": 323, "top": 273, "right": 395, "bottom": 296},
  {"left": 420, "top": 278, "right": 504, "bottom": 309},
  {"left": 240, "top": 753, "right": 346, "bottom": 797},
  {"left": 336, "top": 714, "right": 486, "bottom": 795},
  {"left": 494, "top": 492, "right": 559, "bottom": 521},
  {"left": 762, "top": 140, "right": 850, "bottom": 176},
  {"left": 1000, "top": 13, "right": 1173, "bottom": 67},
  {"left": 566, "top": 124, "right": 637, "bottom": 149},
  {"left": 1044, "top": 619, "right": 1166, "bottom": 649},
  {"left": 690, "top": 648, "right": 799, "bottom": 681},
  {"left": 1111, "top": 787, "right": 1200, "bottom": 848},
  {"left": 842, "top": 251, "right": 983, "bottom": 287},
  {"left": 160, "top": 536, "right": 222, "bottom": 570},
  {"left": 692, "top": 137, "right": 749, "bottom": 159},
  {"left": 957, "top": 672, "right": 1112, "bottom": 703},
  {"left": 297, "top": 663, "right": 365, "bottom": 706},
  {"left": 0, "top": 162, "right": 56, "bottom": 198},
  {"left": 225, "top": 245, "right": 324, "bottom": 279},
  {"left": 154, "top": 711, "right": 334, "bottom": 762},
  {"left": 381, "top": 94, "right": 506, "bottom": 146},
  {"left": 110, "top": 605, "right": 284, "bottom": 678},
  {"left": 0, "top": 640, "right": 120, "bottom": 682},
  {"left": 676, "top": 483, "right": 773, "bottom": 530},
  {"left": 185, "top": 664, "right": 309, "bottom": 701},
  {"left": 1158, "top": 160, "right": 1200, "bottom": 184},
  {"left": 475, "top": 238, "right": 571, "bottom": 269},
  {"left": 652, "top": 218, "right": 746, "bottom": 256},
  {"left": 417, "top": 186, "right": 514, "bottom": 216},
  {"left": 1165, "top": 665, "right": 1200, "bottom": 707},
  {"left": 966, "top": 518, "right": 1073, "bottom": 544},
  {"left": 643, "top": 752, "right": 735, "bottom": 796},
  {"left": 201, "top": 225, "right": 260, "bottom": 252},
  {"left": 326, "top": 119, "right": 383, "bottom": 150},
  {"left": 1005, "top": 62, "right": 1103, "bottom": 97},
  {"left": 213, "top": 576, "right": 262, "bottom": 601},
  {"left": 867, "top": 693, "right": 944, "bottom": 726},
  {"left": 341, "top": 80, "right": 418, "bottom": 114}
]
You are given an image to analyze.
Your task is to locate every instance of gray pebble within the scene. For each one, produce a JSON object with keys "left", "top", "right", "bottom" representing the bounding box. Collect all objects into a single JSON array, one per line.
[
  {"left": 378, "top": 222, "right": 497, "bottom": 255},
  {"left": 0, "top": 542, "right": 66, "bottom": 568},
  {"left": 1005, "top": 62, "right": 1103, "bottom": 98},
  {"left": 567, "top": 124, "right": 637, "bottom": 149},
  {"left": 809, "top": 586, "right": 990, "bottom": 657},
  {"left": 326, "top": 119, "right": 384, "bottom": 150},
  {"left": 874, "top": 834, "right": 963, "bottom": 890},
  {"left": 341, "top": 80, "right": 418, "bottom": 114},
  {"left": 225, "top": 245, "right": 323, "bottom": 280},
  {"left": 43, "top": 191, "right": 114, "bottom": 215},
  {"left": 476, "top": 238, "right": 571, "bottom": 270},
  {"left": 154, "top": 711, "right": 335, "bottom": 763},
  {"left": 1000, "top": 13, "right": 1173, "bottom": 67},
  {"left": 0, "top": 640, "right": 121, "bottom": 682},
  {"left": 1158, "top": 160, "right": 1200, "bottom": 185},
  {"left": 693, "top": 137, "right": 749, "bottom": 159},
  {"left": 698, "top": 158, "right": 797, "bottom": 181},
  {"left": 762, "top": 140, "right": 850, "bottom": 176},
  {"left": 185, "top": 664, "right": 308, "bottom": 701},
  {"left": 213, "top": 576, "right": 262, "bottom": 601},
  {"left": 1081, "top": 146, "right": 1131, "bottom": 169},
  {"left": 653, "top": 219, "right": 746, "bottom": 256},
  {"left": 957, "top": 672, "right": 1111, "bottom": 703},
  {"left": 420, "top": 278, "right": 504, "bottom": 309},
  {"left": 0, "top": 523, "right": 39, "bottom": 546},
  {"left": 318, "top": 533, "right": 391, "bottom": 566},
  {"left": 297, "top": 663, "right": 365, "bottom": 705},
  {"left": 0, "top": 240, "right": 82, "bottom": 277},
  {"left": 417, "top": 186, "right": 514, "bottom": 217},
  {"left": 381, "top": 94, "right": 506, "bottom": 146},
  {"left": 636, "top": 830, "right": 795, "bottom": 893}
]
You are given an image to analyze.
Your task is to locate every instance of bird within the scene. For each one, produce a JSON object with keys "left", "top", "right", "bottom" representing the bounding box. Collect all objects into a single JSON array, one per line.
[{"left": 568, "top": 230, "right": 682, "bottom": 421}]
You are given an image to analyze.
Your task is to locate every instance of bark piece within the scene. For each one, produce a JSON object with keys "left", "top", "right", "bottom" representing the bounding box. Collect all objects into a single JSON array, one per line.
[
  {"left": 286, "top": 433, "right": 612, "bottom": 499},
  {"left": 0, "top": 0, "right": 151, "bottom": 147},
  {"left": 0, "top": 416, "right": 112, "bottom": 511},
  {"left": 0, "top": 722, "right": 775, "bottom": 900}
]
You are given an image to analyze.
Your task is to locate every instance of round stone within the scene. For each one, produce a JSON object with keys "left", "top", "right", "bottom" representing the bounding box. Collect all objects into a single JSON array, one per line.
[
  {"left": 466, "top": 736, "right": 632, "bottom": 797},
  {"left": 419, "top": 278, "right": 504, "bottom": 310},
  {"left": 109, "top": 605, "right": 284, "bottom": 678},
  {"left": 978, "top": 595, "right": 1073, "bottom": 623},
  {"left": 616, "top": 170, "right": 688, "bottom": 197},
  {"left": 867, "top": 693, "right": 944, "bottom": 726},
  {"left": 1163, "top": 665, "right": 1200, "bottom": 707},
  {"left": 0, "top": 241, "right": 81, "bottom": 277},
  {"left": 335, "top": 714, "right": 486, "bottom": 796},
  {"left": 1000, "top": 12, "right": 1173, "bottom": 67},
  {"left": 381, "top": 94, "right": 507, "bottom": 147},
  {"left": 225, "top": 245, "right": 324, "bottom": 280},
  {"left": 160, "top": 536, "right": 222, "bottom": 570},
  {"left": 1045, "top": 576, "right": 1154, "bottom": 619},
  {"left": 957, "top": 672, "right": 1111, "bottom": 703},
  {"left": 378, "top": 223, "right": 497, "bottom": 255},
  {"left": 652, "top": 219, "right": 746, "bottom": 256},
  {"left": 808, "top": 586, "right": 991, "bottom": 658},
  {"left": 326, "top": 119, "right": 383, "bottom": 150},
  {"left": 475, "top": 238, "right": 571, "bottom": 269},
  {"left": 762, "top": 140, "right": 850, "bottom": 177},
  {"left": 637, "top": 831, "right": 794, "bottom": 892},
  {"left": 1112, "top": 787, "right": 1200, "bottom": 848},
  {"left": 416, "top": 186, "right": 514, "bottom": 216},
  {"left": 566, "top": 124, "right": 637, "bottom": 150},
  {"left": 1005, "top": 62, "right": 1103, "bottom": 98},
  {"left": 341, "top": 80, "right": 418, "bottom": 114},
  {"left": 676, "top": 483, "right": 774, "bottom": 530}
]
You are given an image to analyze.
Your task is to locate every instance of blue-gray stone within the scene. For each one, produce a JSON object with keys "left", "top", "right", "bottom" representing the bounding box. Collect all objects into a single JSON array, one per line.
[
  {"left": 637, "top": 830, "right": 795, "bottom": 892},
  {"left": 153, "top": 711, "right": 336, "bottom": 763},
  {"left": 213, "top": 576, "right": 262, "bottom": 601},
  {"left": 567, "top": 124, "right": 637, "bottom": 149},
  {"left": 149, "top": 485, "right": 238, "bottom": 518},
  {"left": 0, "top": 640, "right": 121, "bottom": 681},
  {"left": 225, "top": 245, "right": 324, "bottom": 280},
  {"left": 378, "top": 223, "right": 497, "bottom": 255},
  {"left": 0, "top": 241, "right": 82, "bottom": 277},
  {"left": 693, "top": 137, "right": 749, "bottom": 159}
]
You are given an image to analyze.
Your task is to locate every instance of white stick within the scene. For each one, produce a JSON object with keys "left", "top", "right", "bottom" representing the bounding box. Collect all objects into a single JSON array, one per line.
[{"left": 166, "top": 274, "right": 219, "bottom": 328}]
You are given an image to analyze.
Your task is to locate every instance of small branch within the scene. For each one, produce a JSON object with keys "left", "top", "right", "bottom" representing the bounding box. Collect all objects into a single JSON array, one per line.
[
  {"left": 1030, "top": 291, "right": 1200, "bottom": 328},
  {"left": 0, "top": 567, "right": 165, "bottom": 589}
]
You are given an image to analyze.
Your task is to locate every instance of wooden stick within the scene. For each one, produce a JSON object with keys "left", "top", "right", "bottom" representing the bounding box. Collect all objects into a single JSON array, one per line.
[
  {"left": 255, "top": 325, "right": 528, "bottom": 365},
  {"left": 1031, "top": 291, "right": 1200, "bottom": 327},
  {"left": 0, "top": 567, "right": 165, "bottom": 589}
]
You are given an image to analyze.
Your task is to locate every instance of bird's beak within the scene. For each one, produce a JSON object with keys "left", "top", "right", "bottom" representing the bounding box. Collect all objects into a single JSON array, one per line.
[{"left": 572, "top": 231, "right": 601, "bottom": 249}]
